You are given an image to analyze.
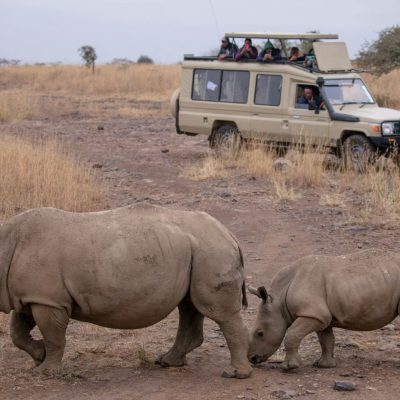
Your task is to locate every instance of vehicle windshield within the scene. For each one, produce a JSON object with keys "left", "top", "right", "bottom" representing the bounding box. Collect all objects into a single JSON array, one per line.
[{"left": 323, "top": 78, "right": 375, "bottom": 105}]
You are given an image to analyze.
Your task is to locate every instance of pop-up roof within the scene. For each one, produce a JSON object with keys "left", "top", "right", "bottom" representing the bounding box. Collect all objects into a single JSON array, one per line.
[
  {"left": 313, "top": 42, "right": 352, "bottom": 72},
  {"left": 225, "top": 32, "right": 338, "bottom": 40}
]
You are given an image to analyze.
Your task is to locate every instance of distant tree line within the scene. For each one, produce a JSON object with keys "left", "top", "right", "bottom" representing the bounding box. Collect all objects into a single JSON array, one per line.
[
  {"left": 357, "top": 25, "right": 400, "bottom": 75},
  {"left": 0, "top": 58, "right": 21, "bottom": 66}
]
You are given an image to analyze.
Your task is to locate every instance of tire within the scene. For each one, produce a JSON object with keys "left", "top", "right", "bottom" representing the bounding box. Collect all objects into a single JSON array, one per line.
[
  {"left": 342, "top": 134, "right": 375, "bottom": 172},
  {"left": 210, "top": 125, "right": 241, "bottom": 157}
]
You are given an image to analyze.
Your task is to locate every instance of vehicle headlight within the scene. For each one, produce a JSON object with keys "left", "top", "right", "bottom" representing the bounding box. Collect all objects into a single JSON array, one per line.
[{"left": 382, "top": 122, "right": 395, "bottom": 135}]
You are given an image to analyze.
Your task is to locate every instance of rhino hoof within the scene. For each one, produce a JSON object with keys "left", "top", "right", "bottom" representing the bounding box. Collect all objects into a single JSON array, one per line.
[
  {"left": 33, "top": 363, "right": 62, "bottom": 376},
  {"left": 221, "top": 365, "right": 252, "bottom": 379},
  {"left": 282, "top": 358, "right": 301, "bottom": 371},
  {"left": 313, "top": 358, "right": 336, "bottom": 368},
  {"left": 155, "top": 354, "right": 186, "bottom": 368}
]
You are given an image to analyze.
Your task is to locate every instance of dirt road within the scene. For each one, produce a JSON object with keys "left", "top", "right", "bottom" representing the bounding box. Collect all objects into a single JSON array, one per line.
[{"left": 1, "top": 112, "right": 400, "bottom": 399}]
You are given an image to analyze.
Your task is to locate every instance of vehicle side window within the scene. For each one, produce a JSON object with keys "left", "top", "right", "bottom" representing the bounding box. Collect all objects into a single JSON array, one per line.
[
  {"left": 254, "top": 75, "right": 282, "bottom": 106},
  {"left": 192, "top": 69, "right": 221, "bottom": 102},
  {"left": 220, "top": 71, "right": 250, "bottom": 104},
  {"left": 295, "top": 85, "right": 321, "bottom": 109},
  {"left": 192, "top": 69, "right": 249, "bottom": 104}
]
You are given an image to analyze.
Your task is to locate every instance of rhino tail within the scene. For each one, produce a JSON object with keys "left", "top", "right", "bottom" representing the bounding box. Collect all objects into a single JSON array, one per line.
[{"left": 238, "top": 245, "right": 248, "bottom": 309}]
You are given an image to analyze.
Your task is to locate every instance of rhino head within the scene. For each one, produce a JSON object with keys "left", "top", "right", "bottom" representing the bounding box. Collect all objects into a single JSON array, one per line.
[{"left": 247, "top": 286, "right": 288, "bottom": 364}]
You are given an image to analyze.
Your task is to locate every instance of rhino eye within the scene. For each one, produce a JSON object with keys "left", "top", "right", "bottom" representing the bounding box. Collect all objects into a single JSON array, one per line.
[{"left": 256, "top": 330, "right": 264, "bottom": 337}]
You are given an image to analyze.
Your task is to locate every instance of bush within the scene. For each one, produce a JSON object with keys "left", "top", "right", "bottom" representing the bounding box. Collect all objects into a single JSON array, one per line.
[
  {"left": 137, "top": 55, "right": 154, "bottom": 64},
  {"left": 357, "top": 25, "right": 400, "bottom": 75}
]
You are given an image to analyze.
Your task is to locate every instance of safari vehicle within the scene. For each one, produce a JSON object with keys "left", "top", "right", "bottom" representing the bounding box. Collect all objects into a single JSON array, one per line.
[{"left": 170, "top": 32, "right": 400, "bottom": 170}]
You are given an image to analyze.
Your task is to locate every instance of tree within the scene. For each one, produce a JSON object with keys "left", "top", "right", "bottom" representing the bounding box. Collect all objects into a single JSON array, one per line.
[
  {"left": 78, "top": 45, "right": 97, "bottom": 73},
  {"left": 137, "top": 55, "right": 154, "bottom": 64},
  {"left": 357, "top": 25, "right": 400, "bottom": 75}
]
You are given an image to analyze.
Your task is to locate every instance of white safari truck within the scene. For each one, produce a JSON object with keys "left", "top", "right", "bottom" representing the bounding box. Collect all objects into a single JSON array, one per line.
[{"left": 170, "top": 32, "right": 400, "bottom": 169}]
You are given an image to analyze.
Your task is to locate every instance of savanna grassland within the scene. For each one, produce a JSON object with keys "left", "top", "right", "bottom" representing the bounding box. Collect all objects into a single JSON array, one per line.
[{"left": 1, "top": 64, "right": 400, "bottom": 400}]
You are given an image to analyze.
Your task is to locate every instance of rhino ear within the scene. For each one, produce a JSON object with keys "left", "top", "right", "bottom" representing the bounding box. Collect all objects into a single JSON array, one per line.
[{"left": 257, "top": 286, "right": 269, "bottom": 303}]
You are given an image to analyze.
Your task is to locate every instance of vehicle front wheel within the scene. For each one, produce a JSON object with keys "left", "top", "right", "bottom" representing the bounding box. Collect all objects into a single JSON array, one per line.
[
  {"left": 210, "top": 125, "right": 241, "bottom": 157},
  {"left": 342, "top": 134, "right": 375, "bottom": 172}
]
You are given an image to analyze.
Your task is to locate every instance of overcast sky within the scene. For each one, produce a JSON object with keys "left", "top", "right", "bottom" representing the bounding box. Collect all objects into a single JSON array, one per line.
[{"left": 1, "top": 0, "right": 399, "bottom": 64}]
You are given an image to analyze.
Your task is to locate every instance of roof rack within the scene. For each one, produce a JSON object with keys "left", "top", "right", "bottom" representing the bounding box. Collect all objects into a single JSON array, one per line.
[{"left": 225, "top": 32, "right": 338, "bottom": 40}]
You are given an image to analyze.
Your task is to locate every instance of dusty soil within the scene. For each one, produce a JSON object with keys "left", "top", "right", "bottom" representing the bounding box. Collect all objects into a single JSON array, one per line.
[{"left": 1, "top": 107, "right": 400, "bottom": 399}]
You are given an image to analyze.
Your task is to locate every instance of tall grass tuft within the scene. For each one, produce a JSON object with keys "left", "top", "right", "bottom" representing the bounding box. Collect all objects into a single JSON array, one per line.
[{"left": 0, "top": 135, "right": 102, "bottom": 219}]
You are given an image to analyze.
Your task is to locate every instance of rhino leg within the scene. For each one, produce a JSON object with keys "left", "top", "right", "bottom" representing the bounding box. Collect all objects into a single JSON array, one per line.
[
  {"left": 10, "top": 311, "right": 46, "bottom": 366},
  {"left": 156, "top": 295, "right": 204, "bottom": 367},
  {"left": 217, "top": 314, "right": 252, "bottom": 379},
  {"left": 314, "top": 327, "right": 336, "bottom": 368},
  {"left": 283, "top": 317, "right": 327, "bottom": 371},
  {"left": 31, "top": 304, "right": 69, "bottom": 374}
]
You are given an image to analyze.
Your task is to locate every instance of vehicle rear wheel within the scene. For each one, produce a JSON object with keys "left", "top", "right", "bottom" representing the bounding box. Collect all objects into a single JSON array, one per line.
[
  {"left": 343, "top": 134, "right": 375, "bottom": 172},
  {"left": 210, "top": 125, "right": 241, "bottom": 157}
]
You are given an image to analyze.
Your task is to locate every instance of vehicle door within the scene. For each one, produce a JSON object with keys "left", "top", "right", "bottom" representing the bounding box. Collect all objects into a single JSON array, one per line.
[
  {"left": 249, "top": 74, "right": 287, "bottom": 143},
  {"left": 287, "top": 82, "right": 331, "bottom": 147}
]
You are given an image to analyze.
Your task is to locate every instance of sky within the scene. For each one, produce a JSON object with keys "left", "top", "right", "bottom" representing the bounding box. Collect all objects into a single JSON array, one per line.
[{"left": 1, "top": 0, "right": 399, "bottom": 64}]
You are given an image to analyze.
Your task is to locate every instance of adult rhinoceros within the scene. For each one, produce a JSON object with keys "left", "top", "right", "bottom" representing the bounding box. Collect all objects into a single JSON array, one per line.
[
  {"left": 248, "top": 249, "right": 400, "bottom": 370},
  {"left": 0, "top": 204, "right": 252, "bottom": 378}
]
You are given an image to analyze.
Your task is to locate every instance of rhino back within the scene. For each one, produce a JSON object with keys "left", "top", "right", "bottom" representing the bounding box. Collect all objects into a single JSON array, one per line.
[
  {"left": 324, "top": 249, "right": 400, "bottom": 330},
  {"left": 284, "top": 249, "right": 400, "bottom": 330},
  {"left": 7, "top": 206, "right": 193, "bottom": 328}
]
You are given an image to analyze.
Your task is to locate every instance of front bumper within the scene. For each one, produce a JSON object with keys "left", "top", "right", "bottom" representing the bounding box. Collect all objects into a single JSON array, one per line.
[{"left": 369, "top": 136, "right": 400, "bottom": 152}]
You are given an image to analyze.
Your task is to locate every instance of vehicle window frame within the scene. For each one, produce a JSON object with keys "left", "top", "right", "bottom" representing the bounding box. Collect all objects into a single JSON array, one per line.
[
  {"left": 191, "top": 68, "right": 250, "bottom": 104},
  {"left": 254, "top": 74, "right": 283, "bottom": 107},
  {"left": 191, "top": 68, "right": 222, "bottom": 102},
  {"left": 220, "top": 70, "right": 250, "bottom": 104},
  {"left": 294, "top": 84, "right": 322, "bottom": 110}
]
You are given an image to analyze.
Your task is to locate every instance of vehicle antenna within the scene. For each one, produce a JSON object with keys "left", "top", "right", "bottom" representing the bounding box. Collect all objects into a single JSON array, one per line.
[{"left": 208, "top": 0, "right": 220, "bottom": 39}]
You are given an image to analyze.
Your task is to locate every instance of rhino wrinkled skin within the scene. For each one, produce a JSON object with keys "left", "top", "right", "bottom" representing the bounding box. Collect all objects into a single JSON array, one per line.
[
  {"left": 248, "top": 249, "right": 400, "bottom": 370},
  {"left": 0, "top": 205, "right": 252, "bottom": 378}
]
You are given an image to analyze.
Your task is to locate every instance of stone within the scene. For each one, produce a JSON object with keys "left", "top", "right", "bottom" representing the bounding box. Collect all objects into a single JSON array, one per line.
[
  {"left": 97, "top": 125, "right": 104, "bottom": 130},
  {"left": 92, "top": 163, "right": 103, "bottom": 169},
  {"left": 381, "top": 323, "right": 395, "bottom": 331},
  {"left": 333, "top": 381, "right": 356, "bottom": 391},
  {"left": 161, "top": 148, "right": 169, "bottom": 153},
  {"left": 271, "top": 389, "right": 297, "bottom": 399}
]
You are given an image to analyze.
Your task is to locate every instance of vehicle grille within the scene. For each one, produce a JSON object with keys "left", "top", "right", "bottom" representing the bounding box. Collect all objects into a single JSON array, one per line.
[{"left": 395, "top": 121, "right": 400, "bottom": 135}]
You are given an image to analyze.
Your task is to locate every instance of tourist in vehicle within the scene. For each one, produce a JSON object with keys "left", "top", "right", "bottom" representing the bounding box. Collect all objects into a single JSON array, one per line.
[
  {"left": 289, "top": 46, "right": 305, "bottom": 62},
  {"left": 235, "top": 38, "right": 258, "bottom": 61},
  {"left": 304, "top": 48, "right": 317, "bottom": 69},
  {"left": 297, "top": 87, "right": 324, "bottom": 110},
  {"left": 218, "top": 37, "right": 238, "bottom": 60},
  {"left": 257, "top": 40, "right": 282, "bottom": 62}
]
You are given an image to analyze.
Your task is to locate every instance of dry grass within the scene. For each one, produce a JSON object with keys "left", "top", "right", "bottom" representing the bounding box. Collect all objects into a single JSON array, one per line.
[
  {"left": 362, "top": 70, "right": 400, "bottom": 109},
  {"left": 0, "top": 135, "right": 102, "bottom": 219},
  {"left": 0, "top": 64, "right": 180, "bottom": 121},
  {"left": 184, "top": 145, "right": 326, "bottom": 200},
  {"left": 136, "top": 344, "right": 154, "bottom": 369},
  {"left": 0, "top": 314, "right": 8, "bottom": 333},
  {"left": 184, "top": 144, "right": 400, "bottom": 224},
  {"left": 0, "top": 64, "right": 180, "bottom": 98}
]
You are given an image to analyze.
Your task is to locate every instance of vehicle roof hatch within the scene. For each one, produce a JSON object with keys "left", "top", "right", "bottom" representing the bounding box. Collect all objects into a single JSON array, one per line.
[{"left": 314, "top": 42, "right": 352, "bottom": 72}]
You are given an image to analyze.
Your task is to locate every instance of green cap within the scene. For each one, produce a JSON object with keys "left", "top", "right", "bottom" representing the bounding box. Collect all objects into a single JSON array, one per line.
[{"left": 264, "top": 40, "right": 274, "bottom": 50}]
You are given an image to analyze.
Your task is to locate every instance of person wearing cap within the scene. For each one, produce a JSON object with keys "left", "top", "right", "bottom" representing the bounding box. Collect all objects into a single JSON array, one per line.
[
  {"left": 218, "top": 37, "right": 238, "bottom": 60},
  {"left": 235, "top": 38, "right": 258, "bottom": 61},
  {"left": 257, "top": 40, "right": 282, "bottom": 62}
]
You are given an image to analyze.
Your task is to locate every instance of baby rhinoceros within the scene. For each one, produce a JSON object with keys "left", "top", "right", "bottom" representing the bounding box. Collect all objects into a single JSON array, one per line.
[
  {"left": 248, "top": 249, "right": 400, "bottom": 371},
  {"left": 0, "top": 204, "right": 252, "bottom": 379}
]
